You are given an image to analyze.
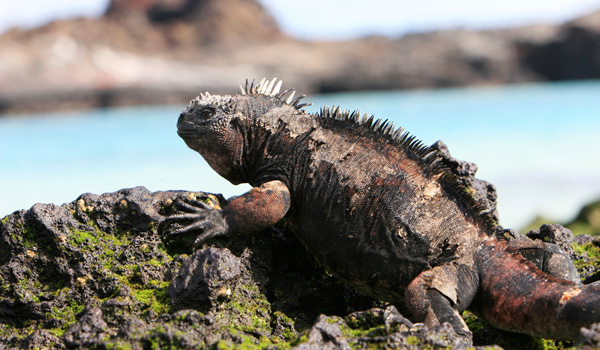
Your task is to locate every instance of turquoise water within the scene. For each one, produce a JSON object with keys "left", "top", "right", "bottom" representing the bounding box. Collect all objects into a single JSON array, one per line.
[{"left": 1, "top": 80, "right": 599, "bottom": 230}]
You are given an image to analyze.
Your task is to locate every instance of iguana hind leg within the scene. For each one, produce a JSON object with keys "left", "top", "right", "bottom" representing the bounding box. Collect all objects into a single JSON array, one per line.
[
  {"left": 514, "top": 242, "right": 581, "bottom": 283},
  {"left": 506, "top": 237, "right": 581, "bottom": 283},
  {"left": 404, "top": 264, "right": 478, "bottom": 338}
]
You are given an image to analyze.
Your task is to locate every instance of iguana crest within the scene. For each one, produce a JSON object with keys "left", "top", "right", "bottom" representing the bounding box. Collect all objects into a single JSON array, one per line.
[{"left": 239, "top": 77, "right": 311, "bottom": 109}]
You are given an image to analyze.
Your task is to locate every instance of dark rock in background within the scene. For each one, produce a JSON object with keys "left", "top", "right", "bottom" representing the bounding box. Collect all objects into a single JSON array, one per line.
[
  {"left": 104, "top": 0, "right": 283, "bottom": 45},
  {"left": 565, "top": 199, "right": 600, "bottom": 236},
  {"left": 518, "top": 11, "right": 600, "bottom": 81}
]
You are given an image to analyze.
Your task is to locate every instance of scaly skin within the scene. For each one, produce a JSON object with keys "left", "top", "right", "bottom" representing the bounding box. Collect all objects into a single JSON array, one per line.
[{"left": 162, "top": 78, "right": 600, "bottom": 340}]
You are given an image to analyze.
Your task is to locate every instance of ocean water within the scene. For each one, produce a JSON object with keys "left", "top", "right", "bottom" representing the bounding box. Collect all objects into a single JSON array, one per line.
[{"left": 1, "top": 80, "right": 599, "bottom": 230}]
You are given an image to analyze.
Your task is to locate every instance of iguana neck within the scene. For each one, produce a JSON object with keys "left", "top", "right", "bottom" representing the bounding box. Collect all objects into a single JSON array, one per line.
[{"left": 232, "top": 109, "right": 314, "bottom": 187}]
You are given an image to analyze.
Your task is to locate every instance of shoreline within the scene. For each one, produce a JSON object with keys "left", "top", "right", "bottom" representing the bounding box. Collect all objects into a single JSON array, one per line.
[{"left": 1, "top": 4, "right": 598, "bottom": 115}]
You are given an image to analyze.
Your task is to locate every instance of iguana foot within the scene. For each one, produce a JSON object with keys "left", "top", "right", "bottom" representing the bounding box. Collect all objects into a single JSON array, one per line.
[
  {"left": 405, "top": 266, "right": 476, "bottom": 340},
  {"left": 160, "top": 199, "right": 228, "bottom": 249},
  {"left": 383, "top": 305, "right": 414, "bottom": 333}
]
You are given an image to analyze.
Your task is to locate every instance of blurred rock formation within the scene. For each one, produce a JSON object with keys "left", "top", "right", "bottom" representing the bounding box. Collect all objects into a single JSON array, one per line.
[{"left": 0, "top": 0, "right": 598, "bottom": 114}]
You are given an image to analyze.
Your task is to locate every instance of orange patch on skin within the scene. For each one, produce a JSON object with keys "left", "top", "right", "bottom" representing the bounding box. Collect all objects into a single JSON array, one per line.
[
  {"left": 226, "top": 180, "right": 291, "bottom": 233},
  {"left": 559, "top": 288, "right": 581, "bottom": 305},
  {"left": 423, "top": 181, "right": 441, "bottom": 199}
]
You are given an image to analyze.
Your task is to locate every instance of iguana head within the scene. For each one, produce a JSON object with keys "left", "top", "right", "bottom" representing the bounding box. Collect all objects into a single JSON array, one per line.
[{"left": 177, "top": 78, "right": 309, "bottom": 184}]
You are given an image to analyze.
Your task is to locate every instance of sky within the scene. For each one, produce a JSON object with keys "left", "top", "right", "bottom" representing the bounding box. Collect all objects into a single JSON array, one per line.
[{"left": 1, "top": 0, "right": 599, "bottom": 39}]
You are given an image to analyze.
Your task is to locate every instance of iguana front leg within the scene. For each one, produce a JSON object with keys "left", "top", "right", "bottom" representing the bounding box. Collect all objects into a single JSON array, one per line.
[{"left": 162, "top": 180, "right": 291, "bottom": 247}]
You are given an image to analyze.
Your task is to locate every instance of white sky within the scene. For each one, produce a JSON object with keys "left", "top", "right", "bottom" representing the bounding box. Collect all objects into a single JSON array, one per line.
[{"left": 0, "top": 0, "right": 599, "bottom": 39}]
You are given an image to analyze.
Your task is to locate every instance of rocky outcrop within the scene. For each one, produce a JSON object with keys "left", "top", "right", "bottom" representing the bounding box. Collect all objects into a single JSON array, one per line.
[
  {"left": 0, "top": 0, "right": 283, "bottom": 113},
  {"left": 0, "top": 186, "right": 485, "bottom": 349},
  {"left": 1, "top": 182, "right": 599, "bottom": 347},
  {"left": 1, "top": 0, "right": 598, "bottom": 114},
  {"left": 104, "top": 0, "right": 282, "bottom": 45}
]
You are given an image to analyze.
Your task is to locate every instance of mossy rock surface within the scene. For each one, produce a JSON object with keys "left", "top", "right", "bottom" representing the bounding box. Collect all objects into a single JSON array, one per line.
[{"left": 1, "top": 186, "right": 599, "bottom": 349}]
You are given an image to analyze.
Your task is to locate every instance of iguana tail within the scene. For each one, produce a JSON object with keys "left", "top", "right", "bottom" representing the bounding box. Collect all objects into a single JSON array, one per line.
[{"left": 473, "top": 241, "right": 600, "bottom": 340}]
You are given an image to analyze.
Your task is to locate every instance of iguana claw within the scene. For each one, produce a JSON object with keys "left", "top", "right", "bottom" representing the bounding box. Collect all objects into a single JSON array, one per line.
[
  {"left": 160, "top": 198, "right": 228, "bottom": 248},
  {"left": 173, "top": 199, "right": 213, "bottom": 212}
]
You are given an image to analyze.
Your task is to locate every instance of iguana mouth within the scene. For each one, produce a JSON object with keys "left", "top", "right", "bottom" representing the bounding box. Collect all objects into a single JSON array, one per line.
[
  {"left": 177, "top": 128, "right": 207, "bottom": 140},
  {"left": 177, "top": 114, "right": 203, "bottom": 135},
  {"left": 176, "top": 129, "right": 195, "bottom": 137}
]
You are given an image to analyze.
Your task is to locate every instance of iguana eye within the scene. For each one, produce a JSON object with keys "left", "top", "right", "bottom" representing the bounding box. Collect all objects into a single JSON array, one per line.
[{"left": 199, "top": 107, "right": 216, "bottom": 119}]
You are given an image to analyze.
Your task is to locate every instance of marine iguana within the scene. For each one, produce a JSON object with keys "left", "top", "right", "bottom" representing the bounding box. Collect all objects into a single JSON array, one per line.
[{"left": 162, "top": 78, "right": 600, "bottom": 340}]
